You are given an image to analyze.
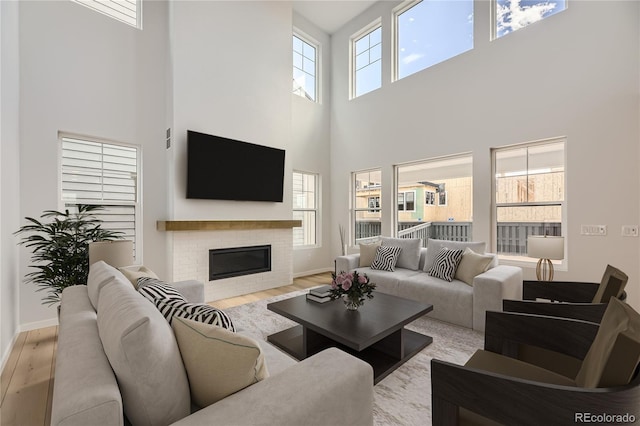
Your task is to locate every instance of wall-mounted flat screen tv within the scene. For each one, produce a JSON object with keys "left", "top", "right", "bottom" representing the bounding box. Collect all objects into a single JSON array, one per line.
[{"left": 186, "top": 130, "right": 285, "bottom": 202}]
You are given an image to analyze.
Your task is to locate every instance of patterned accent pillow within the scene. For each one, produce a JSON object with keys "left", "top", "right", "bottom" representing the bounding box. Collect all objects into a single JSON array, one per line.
[
  {"left": 137, "top": 277, "right": 186, "bottom": 303},
  {"left": 155, "top": 298, "right": 235, "bottom": 331},
  {"left": 428, "top": 248, "right": 465, "bottom": 282},
  {"left": 370, "top": 246, "right": 402, "bottom": 272}
]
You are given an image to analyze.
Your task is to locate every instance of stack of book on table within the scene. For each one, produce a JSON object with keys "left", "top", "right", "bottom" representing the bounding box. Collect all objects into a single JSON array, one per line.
[{"left": 306, "top": 285, "right": 333, "bottom": 303}]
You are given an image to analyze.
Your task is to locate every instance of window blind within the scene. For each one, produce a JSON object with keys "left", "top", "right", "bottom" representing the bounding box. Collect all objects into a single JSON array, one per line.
[
  {"left": 72, "top": 0, "right": 140, "bottom": 28},
  {"left": 61, "top": 136, "right": 139, "bottom": 259}
]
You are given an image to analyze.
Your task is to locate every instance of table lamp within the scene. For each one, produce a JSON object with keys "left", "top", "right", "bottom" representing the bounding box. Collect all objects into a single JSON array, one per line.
[
  {"left": 527, "top": 235, "right": 564, "bottom": 281},
  {"left": 89, "top": 240, "right": 134, "bottom": 268}
]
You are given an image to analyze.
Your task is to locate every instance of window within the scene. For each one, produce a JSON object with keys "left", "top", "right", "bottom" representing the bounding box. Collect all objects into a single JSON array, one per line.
[
  {"left": 394, "top": 0, "right": 473, "bottom": 81},
  {"left": 71, "top": 0, "right": 141, "bottom": 28},
  {"left": 353, "top": 169, "right": 382, "bottom": 244},
  {"left": 60, "top": 134, "right": 140, "bottom": 260},
  {"left": 351, "top": 21, "right": 382, "bottom": 98},
  {"left": 395, "top": 154, "right": 472, "bottom": 241},
  {"left": 493, "top": 138, "right": 565, "bottom": 261},
  {"left": 293, "top": 33, "right": 318, "bottom": 102},
  {"left": 293, "top": 171, "right": 318, "bottom": 247},
  {"left": 493, "top": 0, "right": 567, "bottom": 39},
  {"left": 397, "top": 191, "right": 416, "bottom": 211}
]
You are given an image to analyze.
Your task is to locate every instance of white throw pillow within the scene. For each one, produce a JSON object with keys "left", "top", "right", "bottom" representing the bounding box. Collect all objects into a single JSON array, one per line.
[
  {"left": 428, "top": 248, "right": 464, "bottom": 282},
  {"left": 455, "top": 247, "right": 494, "bottom": 285},
  {"left": 359, "top": 241, "right": 381, "bottom": 267},
  {"left": 424, "top": 239, "right": 486, "bottom": 273},
  {"left": 370, "top": 246, "right": 402, "bottom": 272},
  {"left": 380, "top": 237, "right": 422, "bottom": 270},
  {"left": 172, "top": 317, "right": 269, "bottom": 408}
]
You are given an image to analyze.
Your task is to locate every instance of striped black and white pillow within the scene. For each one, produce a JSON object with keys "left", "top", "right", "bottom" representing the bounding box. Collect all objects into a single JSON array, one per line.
[
  {"left": 155, "top": 298, "right": 235, "bottom": 332},
  {"left": 370, "top": 246, "right": 402, "bottom": 272},
  {"left": 428, "top": 248, "right": 464, "bottom": 282},
  {"left": 137, "top": 277, "right": 186, "bottom": 303}
]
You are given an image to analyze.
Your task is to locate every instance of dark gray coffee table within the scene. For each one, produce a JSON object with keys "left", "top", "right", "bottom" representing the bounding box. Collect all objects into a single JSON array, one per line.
[{"left": 267, "top": 292, "right": 433, "bottom": 384}]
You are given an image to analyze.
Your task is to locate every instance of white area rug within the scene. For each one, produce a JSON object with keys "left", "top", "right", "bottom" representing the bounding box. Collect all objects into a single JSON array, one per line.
[{"left": 224, "top": 290, "right": 484, "bottom": 426}]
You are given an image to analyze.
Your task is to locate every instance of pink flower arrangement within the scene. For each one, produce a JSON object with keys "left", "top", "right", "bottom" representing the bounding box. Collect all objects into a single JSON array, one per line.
[{"left": 330, "top": 270, "right": 376, "bottom": 307}]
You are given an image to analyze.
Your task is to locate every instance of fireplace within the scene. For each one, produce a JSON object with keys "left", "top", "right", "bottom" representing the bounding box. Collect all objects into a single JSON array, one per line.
[{"left": 209, "top": 245, "right": 271, "bottom": 280}]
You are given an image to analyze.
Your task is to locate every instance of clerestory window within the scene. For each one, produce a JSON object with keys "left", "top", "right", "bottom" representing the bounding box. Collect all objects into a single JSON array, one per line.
[
  {"left": 492, "top": 0, "right": 567, "bottom": 39},
  {"left": 293, "top": 33, "right": 318, "bottom": 102},
  {"left": 71, "top": 0, "right": 141, "bottom": 28}
]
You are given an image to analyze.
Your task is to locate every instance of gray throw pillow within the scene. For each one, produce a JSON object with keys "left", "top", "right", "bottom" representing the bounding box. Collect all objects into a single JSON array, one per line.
[
  {"left": 424, "top": 239, "right": 486, "bottom": 273},
  {"left": 381, "top": 237, "right": 421, "bottom": 270}
]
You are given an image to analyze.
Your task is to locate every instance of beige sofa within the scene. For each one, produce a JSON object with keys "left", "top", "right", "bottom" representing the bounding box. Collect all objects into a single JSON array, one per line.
[
  {"left": 336, "top": 238, "right": 523, "bottom": 331},
  {"left": 51, "top": 261, "right": 374, "bottom": 426}
]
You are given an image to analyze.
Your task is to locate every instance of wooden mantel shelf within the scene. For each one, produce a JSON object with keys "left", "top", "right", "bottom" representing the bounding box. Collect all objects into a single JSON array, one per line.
[{"left": 157, "top": 220, "right": 302, "bottom": 232}]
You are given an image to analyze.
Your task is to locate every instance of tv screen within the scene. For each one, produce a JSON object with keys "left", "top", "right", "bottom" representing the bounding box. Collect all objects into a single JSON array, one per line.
[{"left": 186, "top": 130, "right": 285, "bottom": 202}]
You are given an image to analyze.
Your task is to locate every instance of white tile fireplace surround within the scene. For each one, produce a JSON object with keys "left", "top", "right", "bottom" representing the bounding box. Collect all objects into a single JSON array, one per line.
[{"left": 158, "top": 220, "right": 300, "bottom": 302}]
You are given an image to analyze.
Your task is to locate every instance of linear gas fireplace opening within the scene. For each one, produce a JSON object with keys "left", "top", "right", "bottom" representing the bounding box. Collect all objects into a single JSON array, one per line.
[{"left": 209, "top": 245, "right": 271, "bottom": 281}]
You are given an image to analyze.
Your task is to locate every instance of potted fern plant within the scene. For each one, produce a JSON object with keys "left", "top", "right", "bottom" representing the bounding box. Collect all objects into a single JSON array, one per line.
[{"left": 15, "top": 204, "right": 123, "bottom": 306}]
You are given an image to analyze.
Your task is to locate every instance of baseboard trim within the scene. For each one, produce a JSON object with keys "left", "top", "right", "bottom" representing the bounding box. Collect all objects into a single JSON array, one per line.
[
  {"left": 293, "top": 267, "right": 333, "bottom": 278},
  {"left": 20, "top": 317, "right": 58, "bottom": 332},
  {"left": 0, "top": 331, "right": 20, "bottom": 376}
]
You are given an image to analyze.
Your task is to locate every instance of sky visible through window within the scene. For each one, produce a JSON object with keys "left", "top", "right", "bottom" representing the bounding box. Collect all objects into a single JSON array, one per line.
[
  {"left": 354, "top": 26, "right": 382, "bottom": 97},
  {"left": 496, "top": 0, "right": 566, "bottom": 38},
  {"left": 397, "top": 0, "right": 473, "bottom": 80},
  {"left": 293, "top": 35, "right": 316, "bottom": 101}
]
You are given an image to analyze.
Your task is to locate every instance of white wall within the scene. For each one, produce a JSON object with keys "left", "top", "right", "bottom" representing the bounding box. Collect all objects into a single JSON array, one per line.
[
  {"left": 331, "top": 1, "right": 640, "bottom": 309},
  {"left": 1, "top": 0, "right": 21, "bottom": 367},
  {"left": 169, "top": 1, "right": 293, "bottom": 223},
  {"left": 291, "top": 12, "right": 334, "bottom": 276},
  {"left": 18, "top": 0, "right": 169, "bottom": 327}
]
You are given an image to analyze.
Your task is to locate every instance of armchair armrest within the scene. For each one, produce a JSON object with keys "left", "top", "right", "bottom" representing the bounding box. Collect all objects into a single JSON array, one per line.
[
  {"left": 523, "top": 280, "right": 599, "bottom": 302},
  {"left": 335, "top": 254, "right": 360, "bottom": 273},
  {"left": 172, "top": 280, "right": 204, "bottom": 304},
  {"left": 471, "top": 265, "right": 523, "bottom": 331},
  {"left": 503, "top": 299, "right": 607, "bottom": 323},
  {"left": 171, "top": 348, "right": 374, "bottom": 426},
  {"left": 483, "top": 311, "right": 598, "bottom": 360},
  {"left": 431, "top": 358, "right": 640, "bottom": 426}
]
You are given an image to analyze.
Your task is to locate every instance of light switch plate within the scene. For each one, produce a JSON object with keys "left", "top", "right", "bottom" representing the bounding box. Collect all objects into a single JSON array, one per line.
[{"left": 581, "top": 225, "right": 607, "bottom": 236}]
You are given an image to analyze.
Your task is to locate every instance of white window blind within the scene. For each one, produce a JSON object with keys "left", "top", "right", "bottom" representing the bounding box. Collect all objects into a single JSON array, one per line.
[
  {"left": 61, "top": 136, "right": 140, "bottom": 259},
  {"left": 72, "top": 0, "right": 140, "bottom": 28}
]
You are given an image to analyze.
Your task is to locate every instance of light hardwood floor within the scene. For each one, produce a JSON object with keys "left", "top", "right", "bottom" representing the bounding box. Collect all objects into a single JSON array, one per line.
[{"left": 0, "top": 272, "right": 330, "bottom": 426}]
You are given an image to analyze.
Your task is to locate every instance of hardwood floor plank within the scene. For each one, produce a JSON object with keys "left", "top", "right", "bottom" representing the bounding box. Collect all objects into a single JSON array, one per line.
[
  {"left": 1, "top": 326, "right": 57, "bottom": 426},
  {"left": 44, "top": 327, "right": 58, "bottom": 426},
  {"left": 1, "top": 331, "right": 28, "bottom": 406}
]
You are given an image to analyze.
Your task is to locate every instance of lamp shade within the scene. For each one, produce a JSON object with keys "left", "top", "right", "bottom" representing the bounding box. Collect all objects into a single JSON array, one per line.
[
  {"left": 527, "top": 236, "right": 564, "bottom": 260},
  {"left": 89, "top": 240, "right": 134, "bottom": 268}
]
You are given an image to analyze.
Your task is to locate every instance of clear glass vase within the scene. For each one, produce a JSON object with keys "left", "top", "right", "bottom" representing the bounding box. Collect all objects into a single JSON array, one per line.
[{"left": 343, "top": 294, "right": 363, "bottom": 311}]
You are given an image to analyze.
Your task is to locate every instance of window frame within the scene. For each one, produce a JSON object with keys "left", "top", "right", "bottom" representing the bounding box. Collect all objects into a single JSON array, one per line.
[
  {"left": 292, "top": 170, "right": 320, "bottom": 249},
  {"left": 490, "top": 0, "right": 568, "bottom": 40},
  {"left": 58, "top": 132, "right": 142, "bottom": 262},
  {"left": 349, "top": 18, "right": 382, "bottom": 100},
  {"left": 293, "top": 30, "right": 320, "bottom": 103},
  {"left": 397, "top": 190, "right": 416, "bottom": 212},
  {"left": 491, "top": 137, "right": 567, "bottom": 269}
]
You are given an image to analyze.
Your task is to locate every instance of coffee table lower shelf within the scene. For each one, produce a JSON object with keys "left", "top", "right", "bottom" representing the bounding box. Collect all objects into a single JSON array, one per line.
[{"left": 267, "top": 325, "right": 433, "bottom": 384}]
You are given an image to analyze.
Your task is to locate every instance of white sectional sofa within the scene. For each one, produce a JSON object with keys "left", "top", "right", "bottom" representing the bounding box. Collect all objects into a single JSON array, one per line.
[
  {"left": 336, "top": 238, "right": 523, "bottom": 331},
  {"left": 51, "top": 261, "right": 374, "bottom": 426}
]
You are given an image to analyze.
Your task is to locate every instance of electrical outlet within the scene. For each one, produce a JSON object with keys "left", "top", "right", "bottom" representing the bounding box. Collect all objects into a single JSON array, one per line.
[
  {"left": 622, "top": 225, "right": 639, "bottom": 237},
  {"left": 581, "top": 225, "right": 607, "bottom": 236}
]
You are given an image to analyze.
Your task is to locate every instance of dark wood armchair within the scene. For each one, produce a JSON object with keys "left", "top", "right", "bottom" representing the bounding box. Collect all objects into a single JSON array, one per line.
[
  {"left": 431, "top": 298, "right": 640, "bottom": 425},
  {"left": 503, "top": 264, "right": 628, "bottom": 323}
]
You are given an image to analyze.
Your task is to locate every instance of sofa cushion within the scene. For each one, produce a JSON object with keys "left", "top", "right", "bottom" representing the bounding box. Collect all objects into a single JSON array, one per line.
[
  {"left": 97, "top": 279, "right": 191, "bottom": 426},
  {"left": 428, "top": 248, "right": 464, "bottom": 282},
  {"left": 118, "top": 265, "right": 159, "bottom": 289},
  {"left": 172, "top": 317, "right": 269, "bottom": 408},
  {"left": 87, "top": 261, "right": 133, "bottom": 309},
  {"left": 355, "top": 266, "right": 421, "bottom": 296},
  {"left": 424, "top": 239, "right": 486, "bottom": 273},
  {"left": 455, "top": 247, "right": 494, "bottom": 285},
  {"left": 359, "top": 241, "right": 381, "bottom": 267},
  {"left": 575, "top": 297, "right": 640, "bottom": 388},
  {"left": 370, "top": 246, "right": 402, "bottom": 272},
  {"left": 381, "top": 237, "right": 421, "bottom": 270}
]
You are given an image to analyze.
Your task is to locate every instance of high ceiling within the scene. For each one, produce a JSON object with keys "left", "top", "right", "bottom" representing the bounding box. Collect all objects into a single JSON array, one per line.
[{"left": 292, "top": 1, "right": 378, "bottom": 34}]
